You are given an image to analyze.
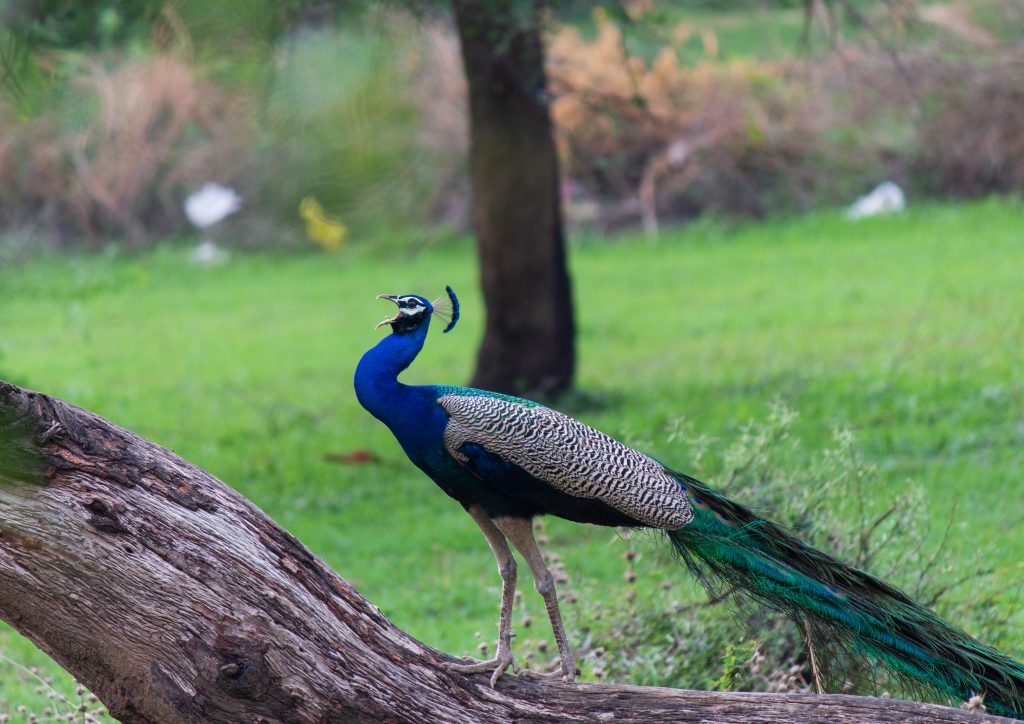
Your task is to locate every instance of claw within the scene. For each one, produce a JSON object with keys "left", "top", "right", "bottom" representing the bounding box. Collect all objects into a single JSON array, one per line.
[
  {"left": 516, "top": 663, "right": 579, "bottom": 683},
  {"left": 442, "top": 657, "right": 492, "bottom": 674},
  {"left": 489, "top": 652, "right": 514, "bottom": 688},
  {"left": 443, "top": 651, "right": 516, "bottom": 687}
]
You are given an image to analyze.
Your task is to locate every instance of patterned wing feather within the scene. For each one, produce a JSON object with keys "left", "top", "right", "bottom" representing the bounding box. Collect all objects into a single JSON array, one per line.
[{"left": 438, "top": 393, "right": 692, "bottom": 530}]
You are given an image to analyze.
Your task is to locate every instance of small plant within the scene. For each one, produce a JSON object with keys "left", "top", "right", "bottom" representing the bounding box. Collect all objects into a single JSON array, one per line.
[{"left": 0, "top": 655, "right": 110, "bottom": 723}]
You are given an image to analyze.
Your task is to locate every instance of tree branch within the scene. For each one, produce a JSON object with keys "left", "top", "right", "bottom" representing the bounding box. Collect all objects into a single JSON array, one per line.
[{"left": 0, "top": 381, "right": 1012, "bottom": 722}]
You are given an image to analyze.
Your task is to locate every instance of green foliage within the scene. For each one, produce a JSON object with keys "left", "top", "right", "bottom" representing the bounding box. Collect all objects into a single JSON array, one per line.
[
  {"left": 0, "top": 0, "right": 345, "bottom": 53},
  {"left": 713, "top": 640, "right": 758, "bottom": 692},
  {"left": 1, "top": 1, "right": 159, "bottom": 50},
  {"left": 1, "top": 198, "right": 1022, "bottom": 714}
]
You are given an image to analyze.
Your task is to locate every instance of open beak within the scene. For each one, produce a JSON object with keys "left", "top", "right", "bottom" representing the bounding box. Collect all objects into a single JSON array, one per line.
[{"left": 375, "top": 294, "right": 401, "bottom": 329}]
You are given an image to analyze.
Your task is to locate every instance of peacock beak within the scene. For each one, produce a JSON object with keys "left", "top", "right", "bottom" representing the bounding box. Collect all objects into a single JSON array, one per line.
[{"left": 374, "top": 294, "right": 401, "bottom": 329}]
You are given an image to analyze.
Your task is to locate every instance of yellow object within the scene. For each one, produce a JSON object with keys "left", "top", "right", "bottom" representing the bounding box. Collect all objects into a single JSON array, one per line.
[{"left": 299, "top": 196, "right": 348, "bottom": 251}]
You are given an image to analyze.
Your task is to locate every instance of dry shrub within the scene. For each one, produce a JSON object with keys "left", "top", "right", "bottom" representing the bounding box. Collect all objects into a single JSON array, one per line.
[
  {"left": 6, "top": 10, "right": 1023, "bottom": 248},
  {"left": 412, "top": 10, "right": 1024, "bottom": 234},
  {"left": 412, "top": 15, "right": 860, "bottom": 234},
  {"left": 0, "top": 106, "right": 72, "bottom": 229},
  {"left": 912, "top": 51, "right": 1024, "bottom": 196},
  {"left": 546, "top": 17, "right": 848, "bottom": 232},
  {"left": 542, "top": 10, "right": 1024, "bottom": 228},
  {"left": 0, "top": 53, "right": 252, "bottom": 248}
]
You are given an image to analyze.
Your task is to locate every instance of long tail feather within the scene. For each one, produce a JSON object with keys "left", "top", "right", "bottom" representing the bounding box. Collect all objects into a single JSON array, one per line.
[{"left": 666, "top": 471, "right": 1024, "bottom": 719}]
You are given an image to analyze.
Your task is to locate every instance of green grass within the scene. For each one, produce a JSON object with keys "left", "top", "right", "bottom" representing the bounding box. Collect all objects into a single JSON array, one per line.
[{"left": 1, "top": 197, "right": 1023, "bottom": 716}]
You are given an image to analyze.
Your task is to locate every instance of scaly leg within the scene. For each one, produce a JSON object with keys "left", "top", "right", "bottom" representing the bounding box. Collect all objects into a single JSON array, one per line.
[
  {"left": 443, "top": 504, "right": 518, "bottom": 686},
  {"left": 493, "top": 516, "right": 577, "bottom": 682}
]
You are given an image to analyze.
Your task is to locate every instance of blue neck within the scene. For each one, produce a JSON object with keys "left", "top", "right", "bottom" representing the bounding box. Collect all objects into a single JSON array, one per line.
[{"left": 354, "top": 321, "right": 430, "bottom": 429}]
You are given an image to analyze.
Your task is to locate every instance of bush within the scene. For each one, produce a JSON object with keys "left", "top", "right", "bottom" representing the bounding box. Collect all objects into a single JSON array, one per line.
[
  {"left": 0, "top": 52, "right": 252, "bottom": 249},
  {"left": 0, "top": 11, "right": 443, "bottom": 251},
  {"left": 413, "top": 13, "right": 890, "bottom": 233},
  {"left": 912, "top": 51, "right": 1024, "bottom": 196},
  {"left": 415, "top": 9, "right": 1024, "bottom": 234},
  {"left": 5, "top": 6, "right": 1024, "bottom": 248},
  {"left": 547, "top": 19, "right": 825, "bottom": 215}
]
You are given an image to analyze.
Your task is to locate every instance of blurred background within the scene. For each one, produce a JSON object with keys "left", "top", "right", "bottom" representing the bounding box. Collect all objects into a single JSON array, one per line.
[
  {"left": 1, "top": 1, "right": 1022, "bottom": 720},
  {"left": 2, "top": 0, "right": 1023, "bottom": 253}
]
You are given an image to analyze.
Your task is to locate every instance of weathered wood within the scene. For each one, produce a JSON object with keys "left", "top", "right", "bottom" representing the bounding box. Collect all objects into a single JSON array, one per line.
[{"left": 0, "top": 381, "right": 1012, "bottom": 723}]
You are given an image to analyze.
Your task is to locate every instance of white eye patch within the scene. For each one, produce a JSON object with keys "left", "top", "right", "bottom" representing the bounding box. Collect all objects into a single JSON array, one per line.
[{"left": 398, "top": 298, "right": 425, "bottom": 315}]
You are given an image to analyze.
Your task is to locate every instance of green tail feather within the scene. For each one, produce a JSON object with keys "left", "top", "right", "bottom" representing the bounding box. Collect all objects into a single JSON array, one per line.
[{"left": 666, "top": 471, "right": 1024, "bottom": 719}]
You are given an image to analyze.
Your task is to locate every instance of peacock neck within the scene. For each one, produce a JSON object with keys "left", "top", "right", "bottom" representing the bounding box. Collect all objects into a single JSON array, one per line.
[{"left": 354, "top": 323, "right": 430, "bottom": 429}]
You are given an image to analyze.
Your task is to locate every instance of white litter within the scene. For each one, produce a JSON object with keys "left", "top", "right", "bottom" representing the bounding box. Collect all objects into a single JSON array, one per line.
[
  {"left": 847, "top": 181, "right": 906, "bottom": 220},
  {"left": 184, "top": 183, "right": 242, "bottom": 229}
]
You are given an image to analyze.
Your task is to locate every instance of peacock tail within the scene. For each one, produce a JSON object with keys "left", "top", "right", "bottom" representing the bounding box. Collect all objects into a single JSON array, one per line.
[{"left": 666, "top": 470, "right": 1024, "bottom": 719}]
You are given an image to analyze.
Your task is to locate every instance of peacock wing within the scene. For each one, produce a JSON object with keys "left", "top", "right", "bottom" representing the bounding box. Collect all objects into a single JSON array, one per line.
[{"left": 437, "top": 392, "right": 692, "bottom": 530}]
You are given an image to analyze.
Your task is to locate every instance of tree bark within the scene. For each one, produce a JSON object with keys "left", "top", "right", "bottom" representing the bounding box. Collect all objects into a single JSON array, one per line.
[
  {"left": 0, "top": 380, "right": 1013, "bottom": 723},
  {"left": 453, "top": 0, "right": 575, "bottom": 397}
]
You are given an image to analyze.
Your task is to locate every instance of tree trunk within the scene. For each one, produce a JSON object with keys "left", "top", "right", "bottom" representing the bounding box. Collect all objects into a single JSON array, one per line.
[
  {"left": 0, "top": 380, "right": 1013, "bottom": 723},
  {"left": 453, "top": 0, "right": 575, "bottom": 397}
]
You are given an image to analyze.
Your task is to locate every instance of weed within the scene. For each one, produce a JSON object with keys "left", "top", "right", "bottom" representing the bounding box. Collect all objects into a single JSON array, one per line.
[{"left": 0, "top": 654, "right": 109, "bottom": 723}]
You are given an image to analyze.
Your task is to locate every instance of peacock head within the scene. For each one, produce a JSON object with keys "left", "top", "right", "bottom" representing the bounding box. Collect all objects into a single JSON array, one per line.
[{"left": 374, "top": 286, "right": 459, "bottom": 335}]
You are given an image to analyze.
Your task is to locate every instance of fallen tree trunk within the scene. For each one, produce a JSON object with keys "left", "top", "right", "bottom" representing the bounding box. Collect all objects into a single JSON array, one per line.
[{"left": 0, "top": 380, "right": 1011, "bottom": 723}]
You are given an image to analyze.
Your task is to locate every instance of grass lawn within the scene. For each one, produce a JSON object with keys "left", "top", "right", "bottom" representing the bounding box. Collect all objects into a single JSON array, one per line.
[{"left": 1, "top": 197, "right": 1022, "bottom": 716}]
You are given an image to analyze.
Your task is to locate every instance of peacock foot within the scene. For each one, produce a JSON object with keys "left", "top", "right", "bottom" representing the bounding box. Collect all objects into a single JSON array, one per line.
[
  {"left": 443, "top": 649, "right": 516, "bottom": 687},
  {"left": 515, "top": 662, "right": 578, "bottom": 683}
]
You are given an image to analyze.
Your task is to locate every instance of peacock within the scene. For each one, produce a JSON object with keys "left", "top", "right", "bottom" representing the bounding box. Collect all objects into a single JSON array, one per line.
[{"left": 353, "top": 287, "right": 1024, "bottom": 718}]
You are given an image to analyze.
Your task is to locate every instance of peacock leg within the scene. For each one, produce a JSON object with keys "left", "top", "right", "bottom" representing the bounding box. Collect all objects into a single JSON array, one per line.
[
  {"left": 493, "top": 516, "right": 577, "bottom": 683},
  {"left": 443, "top": 504, "right": 517, "bottom": 686}
]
